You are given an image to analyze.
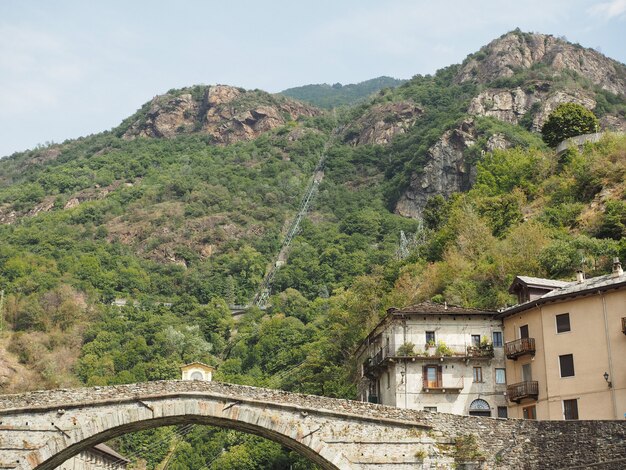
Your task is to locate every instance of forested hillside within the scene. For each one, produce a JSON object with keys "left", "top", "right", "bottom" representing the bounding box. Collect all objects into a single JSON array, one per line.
[
  {"left": 280, "top": 76, "right": 406, "bottom": 108},
  {"left": 0, "top": 30, "right": 625, "bottom": 468}
]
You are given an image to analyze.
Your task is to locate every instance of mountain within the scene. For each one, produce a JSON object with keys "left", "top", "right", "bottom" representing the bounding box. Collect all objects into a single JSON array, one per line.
[
  {"left": 119, "top": 84, "right": 320, "bottom": 143},
  {"left": 0, "top": 30, "right": 625, "bottom": 468},
  {"left": 280, "top": 76, "right": 406, "bottom": 108}
]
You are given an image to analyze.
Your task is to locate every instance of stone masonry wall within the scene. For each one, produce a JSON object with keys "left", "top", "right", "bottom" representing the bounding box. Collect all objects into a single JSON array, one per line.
[{"left": 0, "top": 381, "right": 624, "bottom": 469}]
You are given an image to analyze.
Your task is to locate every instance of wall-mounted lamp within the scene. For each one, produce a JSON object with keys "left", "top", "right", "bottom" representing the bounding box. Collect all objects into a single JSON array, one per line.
[{"left": 603, "top": 372, "right": 612, "bottom": 388}]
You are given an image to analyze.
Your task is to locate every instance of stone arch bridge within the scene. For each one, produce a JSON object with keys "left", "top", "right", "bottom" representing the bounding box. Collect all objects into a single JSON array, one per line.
[{"left": 0, "top": 381, "right": 624, "bottom": 469}]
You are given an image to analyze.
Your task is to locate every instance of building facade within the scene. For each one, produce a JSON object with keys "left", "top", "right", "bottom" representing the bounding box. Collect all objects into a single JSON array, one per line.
[
  {"left": 356, "top": 302, "right": 508, "bottom": 417},
  {"left": 498, "top": 259, "right": 626, "bottom": 420},
  {"left": 181, "top": 361, "right": 215, "bottom": 381}
]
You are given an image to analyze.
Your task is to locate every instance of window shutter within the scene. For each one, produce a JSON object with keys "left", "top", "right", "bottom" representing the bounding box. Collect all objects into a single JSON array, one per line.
[
  {"left": 422, "top": 366, "right": 428, "bottom": 389},
  {"left": 437, "top": 366, "right": 443, "bottom": 387}
]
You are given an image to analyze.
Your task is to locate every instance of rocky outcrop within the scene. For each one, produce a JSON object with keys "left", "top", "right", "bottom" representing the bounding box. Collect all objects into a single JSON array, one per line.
[
  {"left": 344, "top": 101, "right": 423, "bottom": 146},
  {"left": 122, "top": 85, "right": 320, "bottom": 144},
  {"left": 456, "top": 31, "right": 626, "bottom": 96},
  {"left": 395, "top": 120, "right": 485, "bottom": 219},
  {"left": 468, "top": 84, "right": 598, "bottom": 130}
]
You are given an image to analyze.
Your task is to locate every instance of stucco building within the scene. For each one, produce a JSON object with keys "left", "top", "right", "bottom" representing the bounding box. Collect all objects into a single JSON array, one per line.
[
  {"left": 356, "top": 302, "right": 508, "bottom": 417},
  {"left": 181, "top": 361, "right": 215, "bottom": 381},
  {"left": 497, "top": 258, "right": 626, "bottom": 420}
]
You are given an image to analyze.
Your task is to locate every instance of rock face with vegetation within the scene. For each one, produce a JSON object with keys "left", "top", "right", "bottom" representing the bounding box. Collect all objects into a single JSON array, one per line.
[
  {"left": 344, "top": 101, "right": 423, "bottom": 146},
  {"left": 1, "top": 29, "right": 626, "bottom": 469},
  {"left": 122, "top": 85, "right": 320, "bottom": 144},
  {"left": 456, "top": 30, "right": 626, "bottom": 96},
  {"left": 468, "top": 85, "right": 597, "bottom": 130},
  {"left": 395, "top": 120, "right": 510, "bottom": 218}
]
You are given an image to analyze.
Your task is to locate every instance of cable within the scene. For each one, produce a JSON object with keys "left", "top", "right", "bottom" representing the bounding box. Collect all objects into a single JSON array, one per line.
[{"left": 104, "top": 424, "right": 196, "bottom": 467}]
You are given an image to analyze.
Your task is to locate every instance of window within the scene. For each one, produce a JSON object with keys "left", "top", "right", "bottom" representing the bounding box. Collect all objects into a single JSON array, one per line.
[
  {"left": 469, "top": 399, "right": 491, "bottom": 417},
  {"left": 563, "top": 399, "right": 579, "bottom": 420},
  {"left": 556, "top": 313, "right": 571, "bottom": 333},
  {"left": 519, "top": 324, "right": 529, "bottom": 339},
  {"left": 495, "top": 368, "right": 506, "bottom": 384},
  {"left": 492, "top": 331, "right": 503, "bottom": 347},
  {"left": 425, "top": 331, "right": 436, "bottom": 345},
  {"left": 473, "top": 366, "right": 483, "bottom": 382},
  {"left": 522, "top": 363, "right": 532, "bottom": 382},
  {"left": 522, "top": 405, "right": 536, "bottom": 420},
  {"left": 497, "top": 406, "right": 508, "bottom": 418},
  {"left": 559, "top": 354, "right": 575, "bottom": 377},
  {"left": 424, "top": 406, "right": 437, "bottom": 412},
  {"left": 471, "top": 334, "right": 481, "bottom": 347},
  {"left": 386, "top": 371, "right": 391, "bottom": 389}
]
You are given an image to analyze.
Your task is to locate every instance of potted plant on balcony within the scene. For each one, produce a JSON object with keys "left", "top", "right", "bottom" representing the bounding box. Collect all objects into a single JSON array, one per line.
[
  {"left": 435, "top": 340, "right": 453, "bottom": 357},
  {"left": 396, "top": 342, "right": 416, "bottom": 357},
  {"left": 479, "top": 336, "right": 493, "bottom": 353}
]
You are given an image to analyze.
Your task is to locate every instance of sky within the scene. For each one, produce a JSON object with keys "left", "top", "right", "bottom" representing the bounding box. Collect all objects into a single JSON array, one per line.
[{"left": 1, "top": 0, "right": 625, "bottom": 157}]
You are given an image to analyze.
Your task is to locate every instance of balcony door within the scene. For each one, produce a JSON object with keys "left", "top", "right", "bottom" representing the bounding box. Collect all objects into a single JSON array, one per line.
[
  {"left": 424, "top": 365, "right": 441, "bottom": 388},
  {"left": 522, "top": 363, "right": 532, "bottom": 382},
  {"left": 519, "top": 324, "right": 529, "bottom": 339}
]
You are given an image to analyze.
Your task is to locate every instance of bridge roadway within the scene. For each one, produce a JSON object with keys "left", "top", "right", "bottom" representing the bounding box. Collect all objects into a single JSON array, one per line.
[{"left": 0, "top": 380, "right": 624, "bottom": 469}]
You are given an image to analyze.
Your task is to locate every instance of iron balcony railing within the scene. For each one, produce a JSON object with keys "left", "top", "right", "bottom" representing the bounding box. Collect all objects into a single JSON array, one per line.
[
  {"left": 507, "top": 381, "right": 539, "bottom": 403},
  {"left": 505, "top": 338, "right": 536, "bottom": 360},
  {"left": 393, "top": 343, "right": 494, "bottom": 359},
  {"left": 363, "top": 345, "right": 390, "bottom": 377}
]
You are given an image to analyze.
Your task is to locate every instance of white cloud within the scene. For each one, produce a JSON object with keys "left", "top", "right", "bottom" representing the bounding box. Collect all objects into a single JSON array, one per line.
[{"left": 589, "top": 0, "right": 626, "bottom": 19}]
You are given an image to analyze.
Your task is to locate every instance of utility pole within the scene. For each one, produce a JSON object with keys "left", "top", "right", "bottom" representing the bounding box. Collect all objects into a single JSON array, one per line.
[{"left": 0, "top": 290, "right": 4, "bottom": 331}]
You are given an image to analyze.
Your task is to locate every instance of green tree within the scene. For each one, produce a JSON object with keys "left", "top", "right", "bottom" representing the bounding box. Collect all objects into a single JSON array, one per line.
[{"left": 541, "top": 103, "right": 599, "bottom": 147}]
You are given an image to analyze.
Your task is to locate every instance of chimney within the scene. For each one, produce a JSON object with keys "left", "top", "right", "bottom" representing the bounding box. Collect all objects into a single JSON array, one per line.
[
  {"left": 576, "top": 270, "right": 585, "bottom": 283},
  {"left": 612, "top": 257, "right": 623, "bottom": 278}
]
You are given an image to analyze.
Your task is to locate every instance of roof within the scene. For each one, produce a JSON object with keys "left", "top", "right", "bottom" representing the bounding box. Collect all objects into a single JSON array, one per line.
[
  {"left": 92, "top": 443, "right": 130, "bottom": 463},
  {"left": 389, "top": 301, "right": 496, "bottom": 316},
  {"left": 180, "top": 361, "right": 215, "bottom": 370},
  {"left": 498, "top": 272, "right": 626, "bottom": 317},
  {"left": 508, "top": 276, "right": 571, "bottom": 293}
]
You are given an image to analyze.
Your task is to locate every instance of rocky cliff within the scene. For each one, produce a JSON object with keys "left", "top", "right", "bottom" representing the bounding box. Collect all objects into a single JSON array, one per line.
[
  {"left": 122, "top": 85, "right": 320, "bottom": 144},
  {"left": 456, "top": 30, "right": 626, "bottom": 96},
  {"left": 468, "top": 84, "right": 598, "bottom": 131},
  {"left": 395, "top": 120, "right": 509, "bottom": 218},
  {"left": 344, "top": 101, "right": 423, "bottom": 146}
]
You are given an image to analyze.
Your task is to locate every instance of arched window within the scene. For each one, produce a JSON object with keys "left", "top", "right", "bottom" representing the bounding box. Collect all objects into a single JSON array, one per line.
[
  {"left": 191, "top": 371, "right": 204, "bottom": 381},
  {"left": 469, "top": 399, "right": 491, "bottom": 417}
]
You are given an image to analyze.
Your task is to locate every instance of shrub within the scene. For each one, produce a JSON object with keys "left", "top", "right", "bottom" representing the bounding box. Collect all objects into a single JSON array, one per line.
[
  {"left": 435, "top": 340, "right": 453, "bottom": 356},
  {"left": 396, "top": 342, "right": 416, "bottom": 356}
]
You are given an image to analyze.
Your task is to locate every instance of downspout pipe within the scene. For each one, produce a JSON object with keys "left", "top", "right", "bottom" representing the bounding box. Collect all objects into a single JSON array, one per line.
[{"left": 600, "top": 291, "right": 618, "bottom": 419}]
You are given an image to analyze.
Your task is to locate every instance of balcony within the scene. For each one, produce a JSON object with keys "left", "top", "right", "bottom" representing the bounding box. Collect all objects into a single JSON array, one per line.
[
  {"left": 622, "top": 317, "right": 626, "bottom": 335},
  {"left": 422, "top": 378, "right": 464, "bottom": 394},
  {"left": 505, "top": 338, "right": 536, "bottom": 360},
  {"left": 507, "top": 381, "right": 539, "bottom": 403},
  {"left": 466, "top": 344, "right": 494, "bottom": 359},
  {"left": 363, "top": 346, "right": 391, "bottom": 377},
  {"left": 390, "top": 343, "right": 494, "bottom": 360}
]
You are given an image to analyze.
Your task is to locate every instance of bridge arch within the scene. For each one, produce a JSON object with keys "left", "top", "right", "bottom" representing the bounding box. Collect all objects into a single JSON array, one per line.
[
  {"left": 2, "top": 381, "right": 623, "bottom": 470},
  {"left": 24, "top": 393, "right": 350, "bottom": 470}
]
